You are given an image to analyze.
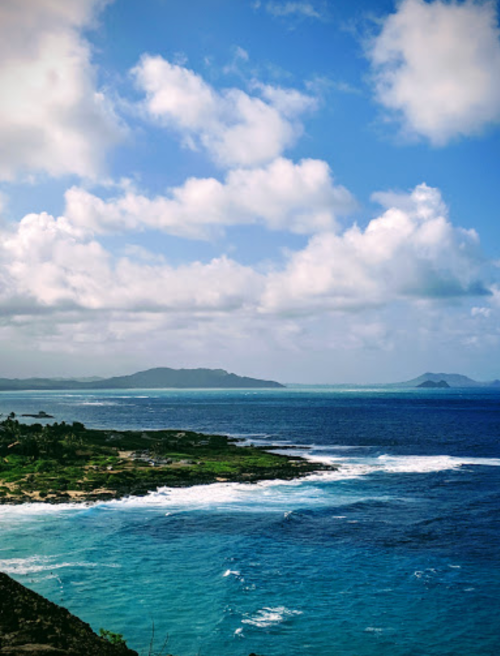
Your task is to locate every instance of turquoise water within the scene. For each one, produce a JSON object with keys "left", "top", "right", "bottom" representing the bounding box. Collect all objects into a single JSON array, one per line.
[{"left": 1, "top": 388, "right": 499, "bottom": 655}]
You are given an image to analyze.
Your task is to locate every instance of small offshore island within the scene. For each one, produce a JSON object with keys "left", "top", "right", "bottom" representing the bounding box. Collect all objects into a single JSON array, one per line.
[{"left": 0, "top": 417, "right": 331, "bottom": 504}]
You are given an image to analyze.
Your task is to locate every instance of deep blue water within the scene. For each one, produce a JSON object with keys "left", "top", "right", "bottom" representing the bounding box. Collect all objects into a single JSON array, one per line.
[{"left": 1, "top": 388, "right": 499, "bottom": 656}]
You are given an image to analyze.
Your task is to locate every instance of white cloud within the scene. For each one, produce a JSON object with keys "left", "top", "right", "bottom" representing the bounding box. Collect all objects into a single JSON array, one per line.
[
  {"left": 369, "top": 0, "right": 500, "bottom": 144},
  {"left": 0, "top": 182, "right": 490, "bottom": 324},
  {"left": 490, "top": 284, "right": 500, "bottom": 306},
  {"left": 132, "top": 55, "right": 316, "bottom": 167},
  {"left": 0, "top": 0, "right": 123, "bottom": 181},
  {"left": 222, "top": 46, "right": 250, "bottom": 76},
  {"left": 471, "top": 306, "right": 492, "bottom": 318},
  {"left": 0, "top": 191, "right": 9, "bottom": 214},
  {"left": 264, "top": 2, "right": 325, "bottom": 20},
  {"left": 0, "top": 181, "right": 496, "bottom": 379},
  {"left": 262, "top": 184, "right": 489, "bottom": 313},
  {"left": 0, "top": 211, "right": 262, "bottom": 314},
  {"left": 64, "top": 158, "right": 356, "bottom": 238}
]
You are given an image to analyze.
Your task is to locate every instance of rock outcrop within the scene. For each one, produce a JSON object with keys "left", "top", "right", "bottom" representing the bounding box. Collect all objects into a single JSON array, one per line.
[{"left": 0, "top": 572, "right": 138, "bottom": 655}]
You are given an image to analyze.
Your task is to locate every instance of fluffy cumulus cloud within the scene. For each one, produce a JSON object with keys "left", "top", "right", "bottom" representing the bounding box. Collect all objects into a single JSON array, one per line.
[
  {"left": 0, "top": 182, "right": 492, "bottom": 327},
  {"left": 369, "top": 0, "right": 500, "bottom": 144},
  {"left": 132, "top": 55, "right": 316, "bottom": 167},
  {"left": 63, "top": 158, "right": 355, "bottom": 238},
  {"left": 263, "top": 184, "right": 489, "bottom": 313},
  {"left": 0, "top": 177, "right": 498, "bottom": 378},
  {"left": 0, "top": 212, "right": 262, "bottom": 315},
  {"left": 0, "top": 0, "right": 123, "bottom": 180}
]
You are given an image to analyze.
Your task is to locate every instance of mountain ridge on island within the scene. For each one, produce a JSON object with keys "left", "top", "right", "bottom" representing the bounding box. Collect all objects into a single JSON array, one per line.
[
  {"left": 0, "top": 367, "right": 284, "bottom": 391},
  {"left": 398, "top": 372, "right": 500, "bottom": 388}
]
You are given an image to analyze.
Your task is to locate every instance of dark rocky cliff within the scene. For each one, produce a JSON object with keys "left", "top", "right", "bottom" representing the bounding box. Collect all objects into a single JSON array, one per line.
[{"left": 0, "top": 572, "right": 138, "bottom": 655}]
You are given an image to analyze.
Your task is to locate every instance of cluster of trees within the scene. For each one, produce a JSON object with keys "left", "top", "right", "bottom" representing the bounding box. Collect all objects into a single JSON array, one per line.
[{"left": 0, "top": 416, "right": 85, "bottom": 462}]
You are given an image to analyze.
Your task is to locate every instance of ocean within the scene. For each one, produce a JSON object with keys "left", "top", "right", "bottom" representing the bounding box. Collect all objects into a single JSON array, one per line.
[{"left": 0, "top": 387, "right": 499, "bottom": 656}]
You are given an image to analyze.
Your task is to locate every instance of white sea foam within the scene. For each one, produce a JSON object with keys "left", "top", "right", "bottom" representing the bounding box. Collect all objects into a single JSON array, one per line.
[
  {"left": 108, "top": 478, "right": 315, "bottom": 511},
  {"left": 241, "top": 606, "right": 302, "bottom": 628},
  {"left": 1, "top": 452, "right": 498, "bottom": 518},
  {"left": 308, "top": 444, "right": 370, "bottom": 451},
  {"left": 302, "top": 453, "right": 500, "bottom": 476},
  {"left": 76, "top": 401, "right": 119, "bottom": 406},
  {"left": 0, "top": 555, "right": 119, "bottom": 575},
  {"left": 0, "top": 501, "right": 92, "bottom": 519}
]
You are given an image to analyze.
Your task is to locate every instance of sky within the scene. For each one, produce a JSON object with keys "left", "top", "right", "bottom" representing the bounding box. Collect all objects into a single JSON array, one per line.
[{"left": 0, "top": 0, "right": 499, "bottom": 384}]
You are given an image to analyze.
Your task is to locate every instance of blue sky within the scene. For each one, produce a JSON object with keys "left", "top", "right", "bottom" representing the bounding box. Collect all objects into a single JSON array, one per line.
[{"left": 0, "top": 0, "right": 499, "bottom": 383}]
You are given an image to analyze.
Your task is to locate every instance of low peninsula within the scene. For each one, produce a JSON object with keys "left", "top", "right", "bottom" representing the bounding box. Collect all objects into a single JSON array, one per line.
[{"left": 0, "top": 418, "right": 330, "bottom": 504}]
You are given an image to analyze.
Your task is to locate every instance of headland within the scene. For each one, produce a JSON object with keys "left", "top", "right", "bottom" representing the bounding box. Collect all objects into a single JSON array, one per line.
[{"left": 0, "top": 417, "right": 332, "bottom": 504}]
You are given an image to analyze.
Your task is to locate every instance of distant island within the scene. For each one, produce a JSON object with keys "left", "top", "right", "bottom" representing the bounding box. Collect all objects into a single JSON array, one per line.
[
  {"left": 0, "top": 367, "right": 284, "bottom": 391},
  {"left": 397, "top": 372, "right": 500, "bottom": 388},
  {"left": 416, "top": 379, "right": 450, "bottom": 389}
]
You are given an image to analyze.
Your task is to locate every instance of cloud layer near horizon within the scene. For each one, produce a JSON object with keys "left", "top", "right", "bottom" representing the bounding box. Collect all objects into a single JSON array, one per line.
[{"left": 0, "top": 182, "right": 490, "bottom": 319}]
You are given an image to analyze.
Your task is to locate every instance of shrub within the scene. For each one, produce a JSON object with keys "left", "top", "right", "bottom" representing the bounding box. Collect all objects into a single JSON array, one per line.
[{"left": 99, "top": 628, "right": 127, "bottom": 646}]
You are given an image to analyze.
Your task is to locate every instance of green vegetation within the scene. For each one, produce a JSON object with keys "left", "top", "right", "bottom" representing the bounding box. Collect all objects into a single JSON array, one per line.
[
  {"left": 0, "top": 417, "right": 332, "bottom": 503},
  {"left": 99, "top": 629, "right": 128, "bottom": 646}
]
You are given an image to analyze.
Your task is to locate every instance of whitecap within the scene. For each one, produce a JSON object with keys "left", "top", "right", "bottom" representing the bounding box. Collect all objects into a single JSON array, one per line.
[
  {"left": 302, "top": 453, "right": 500, "bottom": 477},
  {"left": 0, "top": 501, "right": 93, "bottom": 519},
  {"left": 241, "top": 606, "right": 302, "bottom": 628},
  {"left": 74, "top": 401, "right": 119, "bottom": 406},
  {"left": 0, "top": 555, "right": 120, "bottom": 576}
]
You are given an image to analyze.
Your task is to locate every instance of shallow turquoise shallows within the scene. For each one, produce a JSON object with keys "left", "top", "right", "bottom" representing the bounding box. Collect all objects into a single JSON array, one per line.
[{"left": 1, "top": 387, "right": 499, "bottom": 656}]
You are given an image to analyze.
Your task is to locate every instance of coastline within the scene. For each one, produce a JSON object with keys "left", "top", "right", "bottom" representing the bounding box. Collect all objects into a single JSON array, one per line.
[{"left": 0, "top": 418, "right": 335, "bottom": 505}]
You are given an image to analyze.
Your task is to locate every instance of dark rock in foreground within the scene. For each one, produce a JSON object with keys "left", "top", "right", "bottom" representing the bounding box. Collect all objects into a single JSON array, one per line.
[{"left": 0, "top": 572, "right": 138, "bottom": 655}]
